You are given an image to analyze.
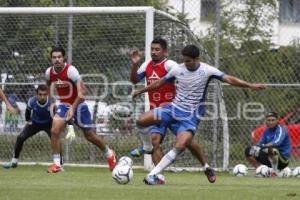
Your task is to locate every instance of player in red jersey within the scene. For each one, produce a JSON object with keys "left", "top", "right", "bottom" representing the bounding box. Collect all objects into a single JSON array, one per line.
[
  {"left": 130, "top": 38, "right": 215, "bottom": 183},
  {"left": 45, "top": 46, "right": 116, "bottom": 173}
]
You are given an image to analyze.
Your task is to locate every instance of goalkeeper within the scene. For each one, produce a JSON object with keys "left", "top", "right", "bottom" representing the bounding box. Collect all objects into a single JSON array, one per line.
[
  {"left": 3, "top": 85, "right": 61, "bottom": 168},
  {"left": 245, "top": 111, "right": 291, "bottom": 177}
]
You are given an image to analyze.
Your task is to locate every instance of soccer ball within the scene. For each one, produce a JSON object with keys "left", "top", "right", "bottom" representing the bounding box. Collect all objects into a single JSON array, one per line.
[
  {"left": 112, "top": 164, "right": 133, "bottom": 184},
  {"left": 255, "top": 165, "right": 270, "bottom": 178},
  {"left": 233, "top": 164, "right": 248, "bottom": 177},
  {"left": 278, "top": 167, "right": 291, "bottom": 178},
  {"left": 292, "top": 166, "right": 300, "bottom": 178},
  {"left": 117, "top": 156, "right": 133, "bottom": 168}
]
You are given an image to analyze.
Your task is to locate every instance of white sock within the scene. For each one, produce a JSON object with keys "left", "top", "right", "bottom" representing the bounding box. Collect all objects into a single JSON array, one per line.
[
  {"left": 204, "top": 163, "right": 210, "bottom": 170},
  {"left": 137, "top": 126, "right": 152, "bottom": 152},
  {"left": 149, "top": 148, "right": 182, "bottom": 175},
  {"left": 53, "top": 154, "right": 61, "bottom": 166},
  {"left": 104, "top": 145, "right": 113, "bottom": 158},
  {"left": 12, "top": 158, "right": 18, "bottom": 164}
]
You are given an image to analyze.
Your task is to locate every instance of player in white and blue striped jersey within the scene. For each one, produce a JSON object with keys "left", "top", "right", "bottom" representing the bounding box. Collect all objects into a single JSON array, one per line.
[{"left": 133, "top": 45, "right": 266, "bottom": 185}]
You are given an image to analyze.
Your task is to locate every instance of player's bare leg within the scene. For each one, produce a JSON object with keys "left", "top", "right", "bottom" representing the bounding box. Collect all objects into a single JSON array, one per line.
[
  {"left": 144, "top": 132, "right": 192, "bottom": 185},
  {"left": 187, "top": 141, "right": 216, "bottom": 183},
  {"left": 130, "top": 111, "right": 161, "bottom": 156},
  {"left": 151, "top": 133, "right": 163, "bottom": 165},
  {"left": 83, "top": 129, "right": 117, "bottom": 171},
  {"left": 137, "top": 111, "right": 161, "bottom": 127},
  {"left": 47, "top": 115, "right": 65, "bottom": 173}
]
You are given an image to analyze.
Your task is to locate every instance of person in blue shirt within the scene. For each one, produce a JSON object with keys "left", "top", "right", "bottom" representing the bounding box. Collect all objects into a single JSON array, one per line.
[
  {"left": 3, "top": 85, "right": 56, "bottom": 169},
  {"left": 245, "top": 111, "right": 291, "bottom": 176}
]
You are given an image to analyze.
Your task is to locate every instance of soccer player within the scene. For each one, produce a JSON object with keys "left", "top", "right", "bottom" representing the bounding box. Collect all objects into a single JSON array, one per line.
[
  {"left": 130, "top": 38, "right": 215, "bottom": 183},
  {"left": 3, "top": 85, "right": 56, "bottom": 168},
  {"left": 245, "top": 111, "right": 291, "bottom": 177},
  {"left": 132, "top": 44, "right": 266, "bottom": 185},
  {"left": 0, "top": 88, "right": 15, "bottom": 113},
  {"left": 45, "top": 46, "right": 116, "bottom": 173}
]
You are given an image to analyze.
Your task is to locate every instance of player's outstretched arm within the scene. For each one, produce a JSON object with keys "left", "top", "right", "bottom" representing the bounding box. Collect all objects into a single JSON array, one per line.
[
  {"left": 0, "top": 89, "right": 15, "bottom": 113},
  {"left": 222, "top": 75, "right": 266, "bottom": 91},
  {"left": 132, "top": 78, "right": 166, "bottom": 98},
  {"left": 130, "top": 50, "right": 142, "bottom": 84}
]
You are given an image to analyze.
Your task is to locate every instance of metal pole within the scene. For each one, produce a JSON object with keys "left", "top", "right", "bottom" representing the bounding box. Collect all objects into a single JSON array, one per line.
[
  {"left": 65, "top": 0, "right": 74, "bottom": 164},
  {"left": 144, "top": 8, "right": 155, "bottom": 171},
  {"left": 55, "top": 0, "right": 59, "bottom": 45},
  {"left": 212, "top": 0, "right": 222, "bottom": 168},
  {"left": 67, "top": 0, "right": 73, "bottom": 64}
]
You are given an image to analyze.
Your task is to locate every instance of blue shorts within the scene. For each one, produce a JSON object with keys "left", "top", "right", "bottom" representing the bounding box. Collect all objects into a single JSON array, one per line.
[
  {"left": 153, "top": 104, "right": 201, "bottom": 135},
  {"left": 149, "top": 123, "right": 180, "bottom": 142},
  {"left": 56, "top": 103, "right": 93, "bottom": 130}
]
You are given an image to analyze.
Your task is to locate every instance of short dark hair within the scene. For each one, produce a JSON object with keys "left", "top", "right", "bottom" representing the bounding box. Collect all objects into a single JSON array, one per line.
[
  {"left": 50, "top": 46, "right": 65, "bottom": 57},
  {"left": 36, "top": 84, "right": 48, "bottom": 93},
  {"left": 266, "top": 111, "right": 278, "bottom": 118},
  {"left": 181, "top": 45, "right": 200, "bottom": 59},
  {"left": 151, "top": 37, "right": 167, "bottom": 50}
]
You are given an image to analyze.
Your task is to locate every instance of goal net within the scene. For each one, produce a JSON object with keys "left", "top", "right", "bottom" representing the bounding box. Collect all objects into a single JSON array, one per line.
[{"left": 0, "top": 7, "right": 226, "bottom": 170}]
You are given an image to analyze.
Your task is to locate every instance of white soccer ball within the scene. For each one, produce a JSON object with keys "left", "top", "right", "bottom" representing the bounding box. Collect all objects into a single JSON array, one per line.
[
  {"left": 233, "top": 164, "right": 248, "bottom": 177},
  {"left": 292, "top": 166, "right": 300, "bottom": 178},
  {"left": 278, "top": 167, "right": 291, "bottom": 178},
  {"left": 255, "top": 165, "right": 270, "bottom": 178},
  {"left": 117, "top": 156, "right": 133, "bottom": 168},
  {"left": 112, "top": 164, "right": 133, "bottom": 184}
]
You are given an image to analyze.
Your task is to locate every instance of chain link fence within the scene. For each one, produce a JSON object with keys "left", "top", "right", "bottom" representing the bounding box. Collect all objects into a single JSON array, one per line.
[{"left": 0, "top": 0, "right": 299, "bottom": 170}]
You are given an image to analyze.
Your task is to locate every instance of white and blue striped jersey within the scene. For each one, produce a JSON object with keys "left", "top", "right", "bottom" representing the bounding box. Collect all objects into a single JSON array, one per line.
[{"left": 163, "top": 62, "right": 225, "bottom": 112}]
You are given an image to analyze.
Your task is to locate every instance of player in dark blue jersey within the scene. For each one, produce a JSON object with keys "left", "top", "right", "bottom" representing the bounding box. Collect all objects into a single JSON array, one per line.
[
  {"left": 245, "top": 111, "right": 291, "bottom": 177},
  {"left": 3, "top": 85, "right": 56, "bottom": 169}
]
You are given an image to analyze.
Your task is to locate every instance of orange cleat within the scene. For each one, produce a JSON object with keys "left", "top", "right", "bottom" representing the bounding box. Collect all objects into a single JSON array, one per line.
[
  {"left": 47, "top": 163, "right": 64, "bottom": 173},
  {"left": 106, "top": 150, "right": 117, "bottom": 171}
]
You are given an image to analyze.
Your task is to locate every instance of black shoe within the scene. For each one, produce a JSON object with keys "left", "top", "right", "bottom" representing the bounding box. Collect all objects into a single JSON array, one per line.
[{"left": 204, "top": 167, "right": 216, "bottom": 183}]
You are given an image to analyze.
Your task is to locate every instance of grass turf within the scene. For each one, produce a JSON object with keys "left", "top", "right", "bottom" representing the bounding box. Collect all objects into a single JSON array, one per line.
[{"left": 0, "top": 165, "right": 299, "bottom": 200}]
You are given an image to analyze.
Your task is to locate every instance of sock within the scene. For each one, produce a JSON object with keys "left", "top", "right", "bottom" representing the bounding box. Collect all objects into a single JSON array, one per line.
[
  {"left": 104, "top": 145, "right": 113, "bottom": 158},
  {"left": 204, "top": 163, "right": 210, "bottom": 170},
  {"left": 12, "top": 158, "right": 18, "bottom": 164},
  {"left": 268, "top": 148, "right": 279, "bottom": 173},
  {"left": 149, "top": 148, "right": 182, "bottom": 176},
  {"left": 269, "top": 155, "right": 279, "bottom": 173},
  {"left": 137, "top": 125, "right": 152, "bottom": 152},
  {"left": 53, "top": 154, "right": 61, "bottom": 166}
]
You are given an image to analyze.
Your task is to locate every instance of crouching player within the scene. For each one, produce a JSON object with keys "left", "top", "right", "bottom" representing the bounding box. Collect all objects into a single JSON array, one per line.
[{"left": 245, "top": 111, "right": 291, "bottom": 177}]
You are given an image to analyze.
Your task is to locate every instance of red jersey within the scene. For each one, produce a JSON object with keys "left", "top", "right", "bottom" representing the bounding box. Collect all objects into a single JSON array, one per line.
[
  {"left": 46, "top": 64, "right": 80, "bottom": 105},
  {"left": 138, "top": 59, "right": 177, "bottom": 109}
]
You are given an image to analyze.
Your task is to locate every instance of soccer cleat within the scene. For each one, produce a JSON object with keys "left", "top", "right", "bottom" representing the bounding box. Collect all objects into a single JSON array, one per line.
[
  {"left": 106, "top": 150, "right": 117, "bottom": 171},
  {"left": 130, "top": 146, "right": 153, "bottom": 157},
  {"left": 130, "top": 146, "right": 145, "bottom": 157},
  {"left": 143, "top": 175, "right": 166, "bottom": 185},
  {"left": 204, "top": 167, "right": 216, "bottom": 183},
  {"left": 47, "top": 163, "right": 64, "bottom": 173},
  {"left": 2, "top": 162, "right": 18, "bottom": 169},
  {"left": 270, "top": 171, "right": 278, "bottom": 178}
]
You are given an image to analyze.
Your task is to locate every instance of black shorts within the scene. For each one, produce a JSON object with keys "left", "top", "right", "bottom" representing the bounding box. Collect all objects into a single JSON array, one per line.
[
  {"left": 245, "top": 146, "right": 289, "bottom": 170},
  {"left": 20, "top": 123, "right": 52, "bottom": 138}
]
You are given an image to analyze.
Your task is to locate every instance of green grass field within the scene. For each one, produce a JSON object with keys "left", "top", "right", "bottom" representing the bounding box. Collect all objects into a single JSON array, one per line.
[{"left": 1, "top": 165, "right": 299, "bottom": 200}]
